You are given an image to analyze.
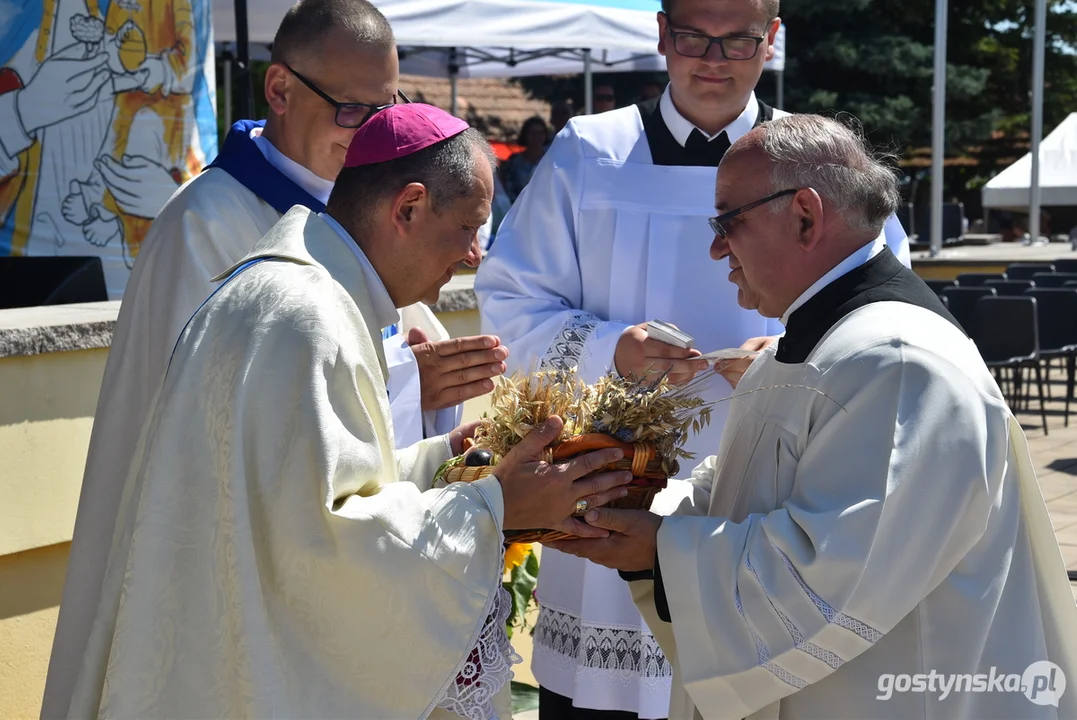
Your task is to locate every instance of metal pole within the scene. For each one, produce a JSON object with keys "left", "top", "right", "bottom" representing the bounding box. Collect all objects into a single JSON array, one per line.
[
  {"left": 1029, "top": 0, "right": 1047, "bottom": 244},
  {"left": 223, "top": 57, "right": 233, "bottom": 129},
  {"left": 776, "top": 70, "right": 784, "bottom": 110},
  {"left": 929, "top": 0, "right": 948, "bottom": 257},
  {"left": 584, "top": 49, "right": 593, "bottom": 115},
  {"left": 234, "top": 0, "right": 253, "bottom": 118},
  {"left": 449, "top": 48, "right": 459, "bottom": 117}
]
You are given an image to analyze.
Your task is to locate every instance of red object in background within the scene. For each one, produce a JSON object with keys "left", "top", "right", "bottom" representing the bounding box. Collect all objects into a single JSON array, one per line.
[
  {"left": 0, "top": 67, "right": 25, "bottom": 94},
  {"left": 489, "top": 141, "right": 522, "bottom": 163}
]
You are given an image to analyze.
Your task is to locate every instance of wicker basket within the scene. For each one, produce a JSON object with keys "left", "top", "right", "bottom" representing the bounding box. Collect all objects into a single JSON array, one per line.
[{"left": 444, "top": 433, "right": 670, "bottom": 544}]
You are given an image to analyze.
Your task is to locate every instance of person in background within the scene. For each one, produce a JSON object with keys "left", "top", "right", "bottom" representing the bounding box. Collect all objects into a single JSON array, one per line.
[
  {"left": 593, "top": 83, "right": 617, "bottom": 113},
  {"left": 639, "top": 80, "right": 664, "bottom": 101},
  {"left": 41, "top": 3, "right": 508, "bottom": 716},
  {"left": 550, "top": 100, "right": 574, "bottom": 136},
  {"left": 476, "top": 0, "right": 910, "bottom": 717},
  {"left": 502, "top": 115, "right": 549, "bottom": 202}
]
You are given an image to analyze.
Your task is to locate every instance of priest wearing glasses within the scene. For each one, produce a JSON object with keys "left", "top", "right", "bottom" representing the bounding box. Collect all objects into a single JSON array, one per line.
[
  {"left": 551, "top": 113, "right": 1077, "bottom": 720},
  {"left": 476, "top": 0, "right": 910, "bottom": 718},
  {"left": 43, "top": 2, "right": 509, "bottom": 717}
]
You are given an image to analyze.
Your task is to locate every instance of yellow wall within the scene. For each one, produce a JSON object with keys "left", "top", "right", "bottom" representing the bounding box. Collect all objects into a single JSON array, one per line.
[{"left": 0, "top": 308, "right": 536, "bottom": 719}]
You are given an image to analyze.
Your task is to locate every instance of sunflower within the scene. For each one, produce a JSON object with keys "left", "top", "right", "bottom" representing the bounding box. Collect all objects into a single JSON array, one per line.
[{"left": 503, "top": 542, "right": 533, "bottom": 574}]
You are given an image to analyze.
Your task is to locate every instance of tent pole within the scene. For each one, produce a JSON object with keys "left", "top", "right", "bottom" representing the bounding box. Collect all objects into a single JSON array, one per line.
[
  {"left": 449, "top": 48, "right": 459, "bottom": 117},
  {"left": 929, "top": 0, "right": 948, "bottom": 258},
  {"left": 1029, "top": 0, "right": 1047, "bottom": 243},
  {"left": 584, "top": 49, "right": 593, "bottom": 114},
  {"left": 223, "top": 56, "right": 233, "bottom": 129},
  {"left": 233, "top": 0, "right": 253, "bottom": 119}
]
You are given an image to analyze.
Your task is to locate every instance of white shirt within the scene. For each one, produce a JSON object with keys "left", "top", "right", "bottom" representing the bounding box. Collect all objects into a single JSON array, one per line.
[
  {"left": 660, "top": 84, "right": 760, "bottom": 146},
  {"left": 780, "top": 239, "right": 884, "bottom": 325},
  {"left": 320, "top": 213, "right": 399, "bottom": 331},
  {"left": 251, "top": 127, "right": 334, "bottom": 206}
]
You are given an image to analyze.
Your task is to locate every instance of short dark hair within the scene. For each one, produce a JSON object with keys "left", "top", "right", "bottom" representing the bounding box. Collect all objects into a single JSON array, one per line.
[
  {"left": 660, "top": 0, "right": 779, "bottom": 22},
  {"left": 327, "top": 128, "right": 496, "bottom": 239},
  {"left": 270, "top": 0, "right": 394, "bottom": 66},
  {"left": 516, "top": 116, "right": 549, "bottom": 146}
]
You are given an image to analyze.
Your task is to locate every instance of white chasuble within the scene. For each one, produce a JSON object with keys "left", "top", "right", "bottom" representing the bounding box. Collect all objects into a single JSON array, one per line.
[
  {"left": 64, "top": 207, "right": 514, "bottom": 719},
  {"left": 44, "top": 128, "right": 459, "bottom": 718},
  {"left": 476, "top": 95, "right": 911, "bottom": 716},
  {"left": 634, "top": 294, "right": 1077, "bottom": 720}
]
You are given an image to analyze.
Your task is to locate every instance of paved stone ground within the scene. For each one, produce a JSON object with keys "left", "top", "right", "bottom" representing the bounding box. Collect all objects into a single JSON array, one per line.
[
  {"left": 1013, "top": 370, "right": 1077, "bottom": 601},
  {"left": 513, "top": 367, "right": 1077, "bottom": 717}
]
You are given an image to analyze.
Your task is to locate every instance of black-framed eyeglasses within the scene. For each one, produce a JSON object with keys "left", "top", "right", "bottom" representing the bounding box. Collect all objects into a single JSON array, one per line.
[
  {"left": 284, "top": 63, "right": 411, "bottom": 128},
  {"left": 661, "top": 13, "right": 767, "bottom": 60},
  {"left": 709, "top": 189, "right": 797, "bottom": 238}
]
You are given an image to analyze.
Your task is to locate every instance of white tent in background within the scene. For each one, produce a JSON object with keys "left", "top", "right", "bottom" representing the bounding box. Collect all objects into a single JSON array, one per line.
[
  {"left": 982, "top": 112, "right": 1077, "bottom": 210},
  {"left": 212, "top": 0, "right": 787, "bottom": 79}
]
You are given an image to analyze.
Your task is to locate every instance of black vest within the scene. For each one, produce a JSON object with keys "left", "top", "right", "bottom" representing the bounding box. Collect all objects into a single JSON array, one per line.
[
  {"left": 776, "top": 248, "right": 964, "bottom": 364},
  {"left": 635, "top": 95, "right": 775, "bottom": 167}
]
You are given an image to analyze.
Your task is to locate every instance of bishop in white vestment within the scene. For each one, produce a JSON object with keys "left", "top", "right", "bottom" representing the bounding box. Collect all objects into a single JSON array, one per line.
[
  {"left": 554, "top": 114, "right": 1077, "bottom": 720},
  {"left": 61, "top": 102, "right": 635, "bottom": 720},
  {"left": 42, "top": 7, "right": 507, "bottom": 713},
  {"left": 475, "top": 85, "right": 910, "bottom": 717}
]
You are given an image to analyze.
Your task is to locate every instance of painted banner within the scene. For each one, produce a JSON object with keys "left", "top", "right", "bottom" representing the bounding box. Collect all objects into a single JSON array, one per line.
[{"left": 0, "top": 0, "right": 218, "bottom": 299}]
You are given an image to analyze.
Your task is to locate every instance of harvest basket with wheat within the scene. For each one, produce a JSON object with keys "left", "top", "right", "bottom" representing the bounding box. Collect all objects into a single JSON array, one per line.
[{"left": 433, "top": 368, "right": 714, "bottom": 544}]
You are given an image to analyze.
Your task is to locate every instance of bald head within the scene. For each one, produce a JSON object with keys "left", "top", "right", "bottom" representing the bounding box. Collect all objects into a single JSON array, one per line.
[
  {"left": 271, "top": 0, "right": 394, "bottom": 66},
  {"left": 728, "top": 114, "right": 900, "bottom": 234}
]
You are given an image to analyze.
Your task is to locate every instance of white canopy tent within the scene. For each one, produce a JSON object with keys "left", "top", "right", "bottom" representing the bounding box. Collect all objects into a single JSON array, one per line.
[
  {"left": 213, "top": 0, "right": 786, "bottom": 114},
  {"left": 982, "top": 112, "right": 1077, "bottom": 211}
]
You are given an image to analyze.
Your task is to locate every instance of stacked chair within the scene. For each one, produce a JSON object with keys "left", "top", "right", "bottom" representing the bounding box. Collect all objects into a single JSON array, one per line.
[{"left": 927, "top": 258, "right": 1077, "bottom": 433}]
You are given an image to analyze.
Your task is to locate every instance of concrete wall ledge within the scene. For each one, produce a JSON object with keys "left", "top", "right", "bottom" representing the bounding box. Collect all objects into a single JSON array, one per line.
[{"left": 0, "top": 276, "right": 479, "bottom": 359}]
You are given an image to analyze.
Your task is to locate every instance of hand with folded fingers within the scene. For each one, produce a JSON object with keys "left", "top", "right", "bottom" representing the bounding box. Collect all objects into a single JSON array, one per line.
[{"left": 491, "top": 415, "right": 633, "bottom": 539}]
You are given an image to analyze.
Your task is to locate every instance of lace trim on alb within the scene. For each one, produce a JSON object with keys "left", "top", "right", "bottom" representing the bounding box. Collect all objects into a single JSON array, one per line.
[
  {"left": 539, "top": 312, "right": 600, "bottom": 373},
  {"left": 434, "top": 585, "right": 521, "bottom": 719},
  {"left": 533, "top": 605, "right": 673, "bottom": 682}
]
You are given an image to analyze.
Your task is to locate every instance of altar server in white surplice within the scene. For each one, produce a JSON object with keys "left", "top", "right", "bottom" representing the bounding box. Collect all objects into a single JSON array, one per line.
[
  {"left": 42, "top": 4, "right": 510, "bottom": 717},
  {"left": 475, "top": 0, "right": 910, "bottom": 717},
  {"left": 60, "top": 104, "right": 634, "bottom": 720},
  {"left": 551, "top": 114, "right": 1077, "bottom": 720}
]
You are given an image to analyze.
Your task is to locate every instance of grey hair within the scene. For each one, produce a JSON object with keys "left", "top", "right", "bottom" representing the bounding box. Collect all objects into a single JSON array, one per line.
[
  {"left": 757, "top": 114, "right": 900, "bottom": 234},
  {"left": 327, "top": 127, "right": 495, "bottom": 235}
]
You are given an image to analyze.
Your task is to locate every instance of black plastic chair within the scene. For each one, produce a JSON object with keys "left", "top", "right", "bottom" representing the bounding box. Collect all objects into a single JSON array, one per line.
[
  {"left": 985, "top": 279, "right": 1035, "bottom": 296},
  {"left": 956, "top": 272, "right": 1006, "bottom": 287},
  {"left": 927, "top": 279, "right": 957, "bottom": 295},
  {"left": 940, "top": 294, "right": 950, "bottom": 311},
  {"left": 971, "top": 296, "right": 1048, "bottom": 434},
  {"left": 941, "top": 286, "right": 997, "bottom": 335},
  {"left": 1006, "top": 263, "right": 1055, "bottom": 280},
  {"left": 1024, "top": 289, "right": 1077, "bottom": 427},
  {"left": 1053, "top": 259, "right": 1077, "bottom": 273},
  {"left": 1031, "top": 272, "right": 1077, "bottom": 288}
]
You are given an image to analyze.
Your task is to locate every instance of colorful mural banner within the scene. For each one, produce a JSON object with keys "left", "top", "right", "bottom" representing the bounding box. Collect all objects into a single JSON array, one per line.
[{"left": 0, "top": 0, "right": 218, "bottom": 299}]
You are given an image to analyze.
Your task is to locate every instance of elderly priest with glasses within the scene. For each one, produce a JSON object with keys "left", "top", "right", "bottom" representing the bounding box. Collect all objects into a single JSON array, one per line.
[
  {"left": 551, "top": 114, "right": 1077, "bottom": 720},
  {"left": 476, "top": 1, "right": 909, "bottom": 718},
  {"left": 44, "top": 3, "right": 511, "bottom": 716}
]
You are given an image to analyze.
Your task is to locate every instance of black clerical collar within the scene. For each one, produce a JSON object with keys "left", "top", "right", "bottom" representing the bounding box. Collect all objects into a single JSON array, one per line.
[
  {"left": 637, "top": 94, "right": 774, "bottom": 167},
  {"left": 775, "top": 249, "right": 963, "bottom": 364}
]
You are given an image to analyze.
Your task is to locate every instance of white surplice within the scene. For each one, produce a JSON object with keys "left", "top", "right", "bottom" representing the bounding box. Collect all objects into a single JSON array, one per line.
[
  {"left": 475, "top": 88, "right": 912, "bottom": 716},
  {"left": 631, "top": 300, "right": 1077, "bottom": 720},
  {"left": 63, "top": 206, "right": 515, "bottom": 719},
  {"left": 41, "top": 127, "right": 461, "bottom": 719}
]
